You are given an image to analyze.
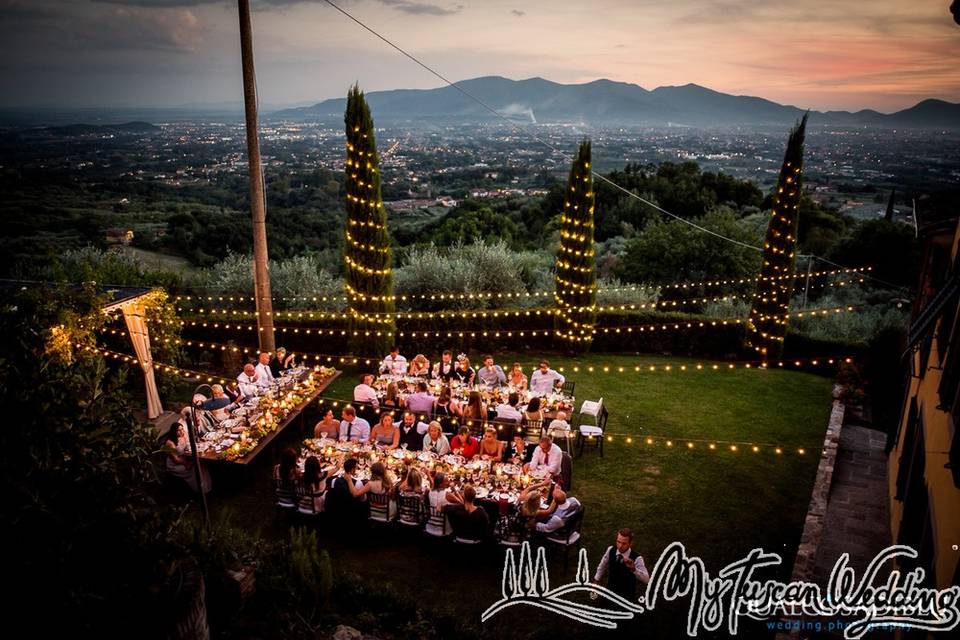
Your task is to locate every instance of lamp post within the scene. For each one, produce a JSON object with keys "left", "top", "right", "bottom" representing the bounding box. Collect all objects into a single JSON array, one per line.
[{"left": 188, "top": 384, "right": 215, "bottom": 530}]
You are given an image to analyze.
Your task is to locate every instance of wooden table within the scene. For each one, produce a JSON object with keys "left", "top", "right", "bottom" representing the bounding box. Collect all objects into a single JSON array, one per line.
[{"left": 201, "top": 370, "right": 340, "bottom": 465}]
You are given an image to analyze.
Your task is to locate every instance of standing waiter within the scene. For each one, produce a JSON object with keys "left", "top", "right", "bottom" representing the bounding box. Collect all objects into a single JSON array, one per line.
[{"left": 593, "top": 528, "right": 650, "bottom": 601}]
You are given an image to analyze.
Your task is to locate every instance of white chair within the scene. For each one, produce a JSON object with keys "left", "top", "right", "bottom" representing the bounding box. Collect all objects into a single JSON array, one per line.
[
  {"left": 578, "top": 406, "right": 607, "bottom": 458},
  {"left": 577, "top": 397, "right": 603, "bottom": 428}
]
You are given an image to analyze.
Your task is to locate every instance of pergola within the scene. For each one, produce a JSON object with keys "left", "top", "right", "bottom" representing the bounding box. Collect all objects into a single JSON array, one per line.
[{"left": 100, "top": 286, "right": 163, "bottom": 419}]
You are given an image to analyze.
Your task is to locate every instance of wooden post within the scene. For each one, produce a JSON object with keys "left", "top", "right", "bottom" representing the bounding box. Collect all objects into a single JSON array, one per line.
[{"left": 238, "top": 0, "right": 275, "bottom": 352}]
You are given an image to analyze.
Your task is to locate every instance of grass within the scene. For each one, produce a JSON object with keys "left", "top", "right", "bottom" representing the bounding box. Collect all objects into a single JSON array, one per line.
[
  {"left": 118, "top": 246, "right": 196, "bottom": 274},
  {"left": 198, "top": 352, "right": 835, "bottom": 638}
]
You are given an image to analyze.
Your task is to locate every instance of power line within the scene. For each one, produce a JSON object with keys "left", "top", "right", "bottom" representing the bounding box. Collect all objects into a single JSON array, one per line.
[{"left": 321, "top": 0, "right": 908, "bottom": 291}]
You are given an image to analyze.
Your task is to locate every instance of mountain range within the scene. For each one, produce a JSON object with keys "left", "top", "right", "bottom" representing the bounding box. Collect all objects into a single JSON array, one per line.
[{"left": 274, "top": 76, "right": 960, "bottom": 128}]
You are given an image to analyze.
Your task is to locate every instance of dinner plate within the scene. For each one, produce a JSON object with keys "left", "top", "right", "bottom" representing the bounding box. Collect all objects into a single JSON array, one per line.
[{"left": 475, "top": 487, "right": 489, "bottom": 499}]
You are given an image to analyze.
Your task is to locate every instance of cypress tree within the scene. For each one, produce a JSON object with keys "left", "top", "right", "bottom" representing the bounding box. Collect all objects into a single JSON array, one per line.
[
  {"left": 554, "top": 140, "right": 597, "bottom": 352},
  {"left": 745, "top": 114, "right": 808, "bottom": 359},
  {"left": 343, "top": 85, "right": 395, "bottom": 357}
]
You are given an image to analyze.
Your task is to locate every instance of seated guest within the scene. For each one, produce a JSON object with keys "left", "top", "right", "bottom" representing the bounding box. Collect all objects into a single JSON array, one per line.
[
  {"left": 432, "top": 350, "right": 456, "bottom": 381},
  {"left": 183, "top": 403, "right": 216, "bottom": 435},
  {"left": 273, "top": 447, "right": 300, "bottom": 487},
  {"left": 447, "top": 484, "right": 490, "bottom": 541},
  {"left": 269, "top": 347, "right": 296, "bottom": 377},
  {"left": 523, "top": 396, "right": 545, "bottom": 425},
  {"left": 301, "top": 456, "right": 331, "bottom": 512},
  {"left": 379, "top": 346, "right": 407, "bottom": 376},
  {"left": 353, "top": 373, "right": 380, "bottom": 411},
  {"left": 508, "top": 362, "right": 528, "bottom": 390},
  {"left": 405, "top": 380, "right": 435, "bottom": 419},
  {"left": 398, "top": 466, "right": 425, "bottom": 494},
  {"left": 432, "top": 385, "right": 460, "bottom": 427},
  {"left": 477, "top": 355, "right": 506, "bottom": 388},
  {"left": 255, "top": 352, "right": 275, "bottom": 388},
  {"left": 534, "top": 485, "right": 582, "bottom": 534},
  {"left": 519, "top": 482, "right": 551, "bottom": 522},
  {"left": 425, "top": 472, "right": 457, "bottom": 536},
  {"left": 236, "top": 363, "right": 260, "bottom": 398},
  {"left": 525, "top": 435, "right": 563, "bottom": 478},
  {"left": 478, "top": 426, "right": 504, "bottom": 460},
  {"left": 452, "top": 355, "right": 475, "bottom": 386},
  {"left": 202, "top": 384, "right": 238, "bottom": 420},
  {"left": 326, "top": 458, "right": 371, "bottom": 523},
  {"left": 461, "top": 391, "right": 487, "bottom": 427},
  {"left": 365, "top": 461, "right": 397, "bottom": 496},
  {"left": 398, "top": 411, "right": 429, "bottom": 451},
  {"left": 496, "top": 392, "right": 523, "bottom": 423},
  {"left": 338, "top": 405, "right": 371, "bottom": 442},
  {"left": 408, "top": 354, "right": 430, "bottom": 377},
  {"left": 382, "top": 382, "right": 404, "bottom": 414},
  {"left": 422, "top": 421, "right": 451, "bottom": 455},
  {"left": 313, "top": 409, "right": 341, "bottom": 440},
  {"left": 450, "top": 425, "right": 480, "bottom": 459},
  {"left": 369, "top": 412, "right": 401, "bottom": 449},
  {"left": 547, "top": 411, "right": 572, "bottom": 439},
  {"left": 529, "top": 360, "right": 566, "bottom": 395},
  {"left": 224, "top": 380, "right": 244, "bottom": 404},
  {"left": 505, "top": 435, "right": 535, "bottom": 464},
  {"left": 163, "top": 422, "right": 211, "bottom": 493}
]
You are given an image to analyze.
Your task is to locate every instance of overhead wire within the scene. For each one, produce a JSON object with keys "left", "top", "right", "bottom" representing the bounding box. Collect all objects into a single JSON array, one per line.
[{"left": 319, "top": 0, "right": 909, "bottom": 293}]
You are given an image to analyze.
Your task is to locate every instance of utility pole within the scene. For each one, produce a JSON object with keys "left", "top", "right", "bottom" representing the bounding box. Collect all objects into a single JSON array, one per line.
[{"left": 238, "top": 0, "right": 275, "bottom": 352}]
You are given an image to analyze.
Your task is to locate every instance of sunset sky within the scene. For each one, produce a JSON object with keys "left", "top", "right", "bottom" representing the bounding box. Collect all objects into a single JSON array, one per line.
[{"left": 1, "top": 0, "right": 958, "bottom": 112}]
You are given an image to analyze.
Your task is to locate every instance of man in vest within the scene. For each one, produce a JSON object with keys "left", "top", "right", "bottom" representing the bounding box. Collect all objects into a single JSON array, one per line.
[{"left": 593, "top": 528, "right": 649, "bottom": 601}]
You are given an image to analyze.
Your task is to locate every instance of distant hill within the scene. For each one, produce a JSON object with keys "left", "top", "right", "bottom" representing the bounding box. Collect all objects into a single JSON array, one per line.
[{"left": 274, "top": 76, "right": 960, "bottom": 128}]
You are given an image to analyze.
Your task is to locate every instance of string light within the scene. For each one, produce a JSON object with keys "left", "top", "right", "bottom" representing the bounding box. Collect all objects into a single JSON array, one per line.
[
  {"left": 94, "top": 327, "right": 857, "bottom": 373},
  {"left": 311, "top": 396, "right": 819, "bottom": 457},
  {"left": 135, "top": 306, "right": 858, "bottom": 340},
  {"left": 172, "top": 267, "right": 869, "bottom": 307}
]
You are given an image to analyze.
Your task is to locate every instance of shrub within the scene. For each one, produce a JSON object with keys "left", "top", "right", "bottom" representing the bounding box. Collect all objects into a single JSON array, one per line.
[
  {"left": 393, "top": 239, "right": 552, "bottom": 310},
  {"left": 44, "top": 245, "right": 182, "bottom": 291},
  {"left": 185, "top": 252, "right": 345, "bottom": 310}
]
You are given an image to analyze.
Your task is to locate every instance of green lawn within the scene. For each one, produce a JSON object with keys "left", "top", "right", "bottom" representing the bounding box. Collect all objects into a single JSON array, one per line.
[{"left": 203, "top": 352, "right": 834, "bottom": 638}]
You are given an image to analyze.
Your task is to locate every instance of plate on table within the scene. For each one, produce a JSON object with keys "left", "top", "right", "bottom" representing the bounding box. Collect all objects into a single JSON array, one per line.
[
  {"left": 500, "top": 464, "right": 520, "bottom": 476},
  {"left": 443, "top": 454, "right": 465, "bottom": 466},
  {"left": 531, "top": 467, "right": 551, "bottom": 479},
  {"left": 475, "top": 487, "right": 489, "bottom": 499},
  {"left": 417, "top": 451, "right": 434, "bottom": 462}
]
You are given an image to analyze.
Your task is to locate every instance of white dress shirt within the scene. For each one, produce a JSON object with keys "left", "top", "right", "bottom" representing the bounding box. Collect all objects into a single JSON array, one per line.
[
  {"left": 353, "top": 383, "right": 379, "bottom": 409},
  {"left": 496, "top": 403, "right": 522, "bottom": 423},
  {"left": 529, "top": 442, "right": 563, "bottom": 476},
  {"left": 535, "top": 497, "right": 582, "bottom": 532},
  {"left": 254, "top": 362, "right": 274, "bottom": 388},
  {"left": 530, "top": 368, "right": 566, "bottom": 394},
  {"left": 593, "top": 546, "right": 650, "bottom": 584},
  {"left": 380, "top": 354, "right": 408, "bottom": 375},
  {"left": 236, "top": 372, "right": 260, "bottom": 398},
  {"left": 338, "top": 417, "right": 371, "bottom": 442}
]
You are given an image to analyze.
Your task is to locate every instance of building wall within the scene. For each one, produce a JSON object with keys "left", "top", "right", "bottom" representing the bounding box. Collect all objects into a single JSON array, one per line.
[{"left": 888, "top": 226, "right": 960, "bottom": 591}]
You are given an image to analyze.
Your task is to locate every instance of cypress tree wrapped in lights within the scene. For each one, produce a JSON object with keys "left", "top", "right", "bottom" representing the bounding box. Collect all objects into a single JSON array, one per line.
[
  {"left": 554, "top": 140, "right": 597, "bottom": 351},
  {"left": 745, "top": 114, "right": 808, "bottom": 359},
  {"left": 343, "top": 85, "right": 395, "bottom": 356}
]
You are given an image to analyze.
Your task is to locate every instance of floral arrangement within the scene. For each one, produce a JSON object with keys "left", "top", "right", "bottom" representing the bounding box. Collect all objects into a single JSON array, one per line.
[{"left": 217, "top": 367, "right": 336, "bottom": 461}]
